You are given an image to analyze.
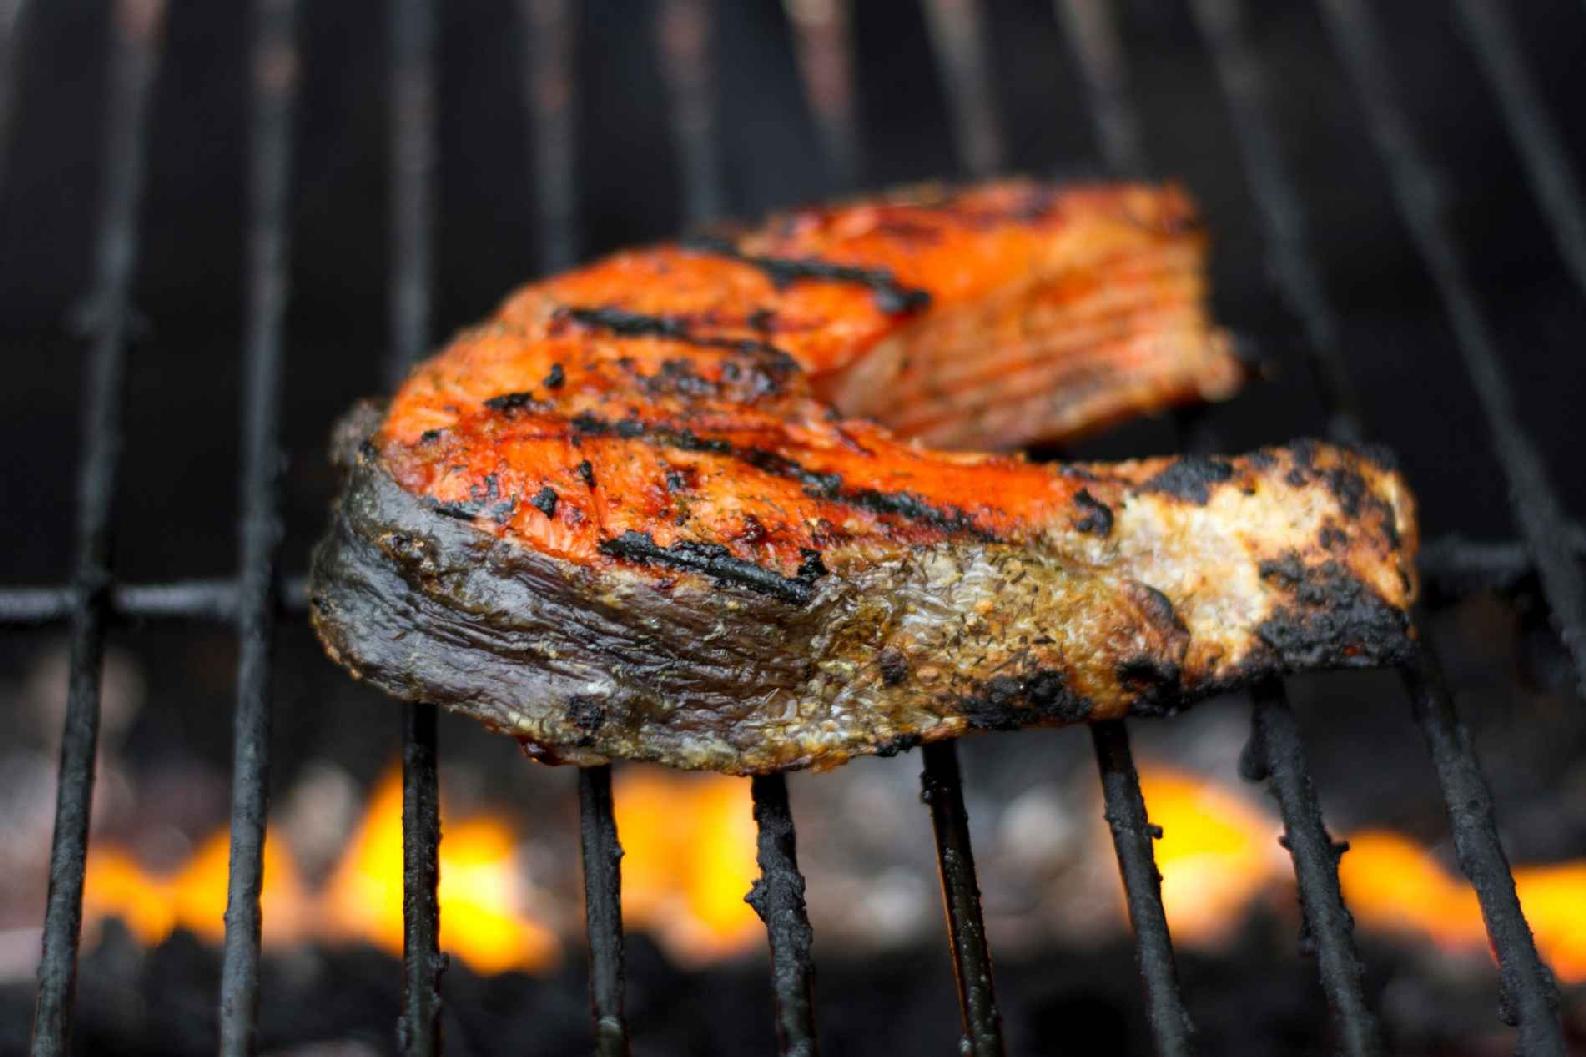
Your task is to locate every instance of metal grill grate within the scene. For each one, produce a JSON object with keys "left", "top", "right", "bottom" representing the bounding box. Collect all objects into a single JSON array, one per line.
[{"left": 3, "top": 0, "right": 1580, "bottom": 1055}]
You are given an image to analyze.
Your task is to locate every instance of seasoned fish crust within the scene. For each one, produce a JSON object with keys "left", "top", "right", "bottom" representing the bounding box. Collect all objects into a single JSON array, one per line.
[{"left": 309, "top": 181, "right": 1419, "bottom": 775}]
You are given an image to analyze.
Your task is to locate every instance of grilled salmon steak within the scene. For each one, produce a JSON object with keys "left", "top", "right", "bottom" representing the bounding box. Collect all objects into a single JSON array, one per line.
[{"left": 310, "top": 180, "right": 1419, "bottom": 774}]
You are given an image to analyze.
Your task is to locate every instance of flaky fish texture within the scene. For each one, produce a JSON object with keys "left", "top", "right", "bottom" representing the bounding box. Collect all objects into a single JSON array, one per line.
[{"left": 310, "top": 181, "right": 1418, "bottom": 774}]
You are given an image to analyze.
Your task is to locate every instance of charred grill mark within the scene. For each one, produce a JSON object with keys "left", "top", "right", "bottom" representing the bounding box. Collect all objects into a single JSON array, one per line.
[
  {"left": 1255, "top": 555, "right": 1412, "bottom": 668},
  {"left": 878, "top": 647, "right": 910, "bottom": 686},
  {"left": 1139, "top": 455, "right": 1236, "bottom": 504},
  {"left": 484, "top": 391, "right": 554, "bottom": 414},
  {"left": 560, "top": 411, "right": 992, "bottom": 539},
  {"left": 1133, "top": 584, "right": 1187, "bottom": 636},
  {"left": 566, "top": 695, "right": 607, "bottom": 738},
  {"left": 796, "top": 548, "right": 828, "bottom": 580},
  {"left": 841, "top": 488, "right": 992, "bottom": 538},
  {"left": 428, "top": 470, "right": 515, "bottom": 523},
  {"left": 738, "top": 448, "right": 994, "bottom": 539},
  {"left": 561, "top": 305, "right": 799, "bottom": 375},
  {"left": 576, "top": 459, "right": 596, "bottom": 488},
  {"left": 1071, "top": 489, "right": 1114, "bottom": 536},
  {"left": 1116, "top": 655, "right": 1183, "bottom": 717},
  {"left": 598, "top": 529, "right": 823, "bottom": 605},
  {"left": 531, "top": 486, "right": 559, "bottom": 518},
  {"left": 429, "top": 500, "right": 478, "bottom": 521},
  {"left": 871, "top": 733, "right": 924, "bottom": 758},
  {"left": 642, "top": 358, "right": 722, "bottom": 398},
  {"left": 959, "top": 669, "right": 1092, "bottom": 730},
  {"left": 543, "top": 363, "right": 565, "bottom": 389},
  {"left": 682, "top": 235, "right": 933, "bottom": 315},
  {"left": 569, "top": 412, "right": 734, "bottom": 454}
]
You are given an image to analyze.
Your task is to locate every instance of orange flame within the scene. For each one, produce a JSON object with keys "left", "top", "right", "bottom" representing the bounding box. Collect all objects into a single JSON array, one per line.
[
  {"left": 323, "top": 771, "right": 559, "bottom": 974},
  {"left": 1134, "top": 766, "right": 1283, "bottom": 945},
  {"left": 79, "top": 758, "right": 1586, "bottom": 983},
  {"left": 613, "top": 768, "right": 761, "bottom": 964},
  {"left": 1339, "top": 831, "right": 1586, "bottom": 982},
  {"left": 83, "top": 769, "right": 557, "bottom": 974},
  {"left": 1130, "top": 765, "right": 1586, "bottom": 982}
]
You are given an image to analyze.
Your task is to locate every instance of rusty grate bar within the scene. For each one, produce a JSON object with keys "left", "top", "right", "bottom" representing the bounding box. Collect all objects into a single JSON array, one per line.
[
  {"left": 28, "top": 2, "right": 165, "bottom": 1053},
  {"left": 388, "top": 0, "right": 443, "bottom": 1051},
  {"left": 1314, "top": 0, "right": 1586, "bottom": 697},
  {"left": 578, "top": 766, "right": 630, "bottom": 1057},
  {"left": 1090, "top": 721, "right": 1195, "bottom": 1057},
  {"left": 1243, "top": 685, "right": 1380, "bottom": 1055},
  {"left": 218, "top": 0, "right": 298, "bottom": 1052},
  {"left": 748, "top": 774, "right": 820, "bottom": 1057},
  {"left": 1451, "top": 0, "right": 1586, "bottom": 303},
  {"left": 920, "top": 741, "right": 1005, "bottom": 1057}
]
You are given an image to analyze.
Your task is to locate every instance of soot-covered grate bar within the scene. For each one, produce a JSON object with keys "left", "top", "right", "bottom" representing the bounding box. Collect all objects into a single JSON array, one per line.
[
  {"left": 27, "top": 0, "right": 164, "bottom": 1053},
  {"left": 8, "top": 0, "right": 1581, "bottom": 1055}
]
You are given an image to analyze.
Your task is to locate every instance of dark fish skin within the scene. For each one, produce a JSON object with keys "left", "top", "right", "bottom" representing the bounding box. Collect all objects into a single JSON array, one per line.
[{"left": 311, "top": 407, "right": 1417, "bottom": 775}]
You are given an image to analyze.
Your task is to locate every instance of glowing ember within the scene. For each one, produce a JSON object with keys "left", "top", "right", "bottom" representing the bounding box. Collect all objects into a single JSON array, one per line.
[{"left": 613, "top": 768, "right": 761, "bottom": 964}]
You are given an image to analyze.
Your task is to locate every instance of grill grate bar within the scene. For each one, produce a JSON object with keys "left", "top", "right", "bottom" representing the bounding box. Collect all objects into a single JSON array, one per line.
[
  {"left": 919, "top": 0, "right": 1003, "bottom": 178},
  {"left": 1451, "top": 0, "right": 1586, "bottom": 304},
  {"left": 218, "top": 0, "right": 298, "bottom": 1052},
  {"left": 1185, "top": 0, "right": 1364, "bottom": 443},
  {"left": 748, "top": 774, "right": 820, "bottom": 1057},
  {"left": 781, "top": 0, "right": 859, "bottom": 189},
  {"left": 519, "top": 0, "right": 635, "bottom": 1046},
  {"left": 1052, "top": 0, "right": 1147, "bottom": 177},
  {"left": 1243, "top": 685, "right": 1381, "bottom": 1056},
  {"left": 388, "top": 0, "right": 443, "bottom": 1051},
  {"left": 1315, "top": 0, "right": 1586, "bottom": 697},
  {"left": 400, "top": 701, "right": 444, "bottom": 1056},
  {"left": 578, "top": 766, "right": 631, "bottom": 1057},
  {"left": 1186, "top": 1, "right": 1567, "bottom": 1048},
  {"left": 1046, "top": 4, "right": 1229, "bottom": 1044},
  {"left": 0, "top": 0, "right": 29, "bottom": 204},
  {"left": 0, "top": 530, "right": 1553, "bottom": 627},
  {"left": 920, "top": 741, "right": 1005, "bottom": 1057},
  {"left": 1090, "top": 721, "right": 1195, "bottom": 1057},
  {"left": 517, "top": 0, "right": 578, "bottom": 272},
  {"left": 1403, "top": 649, "right": 1564, "bottom": 1056},
  {"left": 28, "top": 2, "right": 165, "bottom": 1053},
  {"left": 654, "top": 0, "right": 723, "bottom": 226}
]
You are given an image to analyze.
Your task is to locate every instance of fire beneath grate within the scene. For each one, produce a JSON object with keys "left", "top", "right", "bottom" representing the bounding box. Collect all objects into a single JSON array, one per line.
[{"left": 0, "top": 0, "right": 1584, "bottom": 1055}]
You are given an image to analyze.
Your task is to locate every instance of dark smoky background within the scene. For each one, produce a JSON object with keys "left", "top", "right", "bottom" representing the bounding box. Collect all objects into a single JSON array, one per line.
[{"left": 1, "top": 0, "right": 1585, "bottom": 1054}]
